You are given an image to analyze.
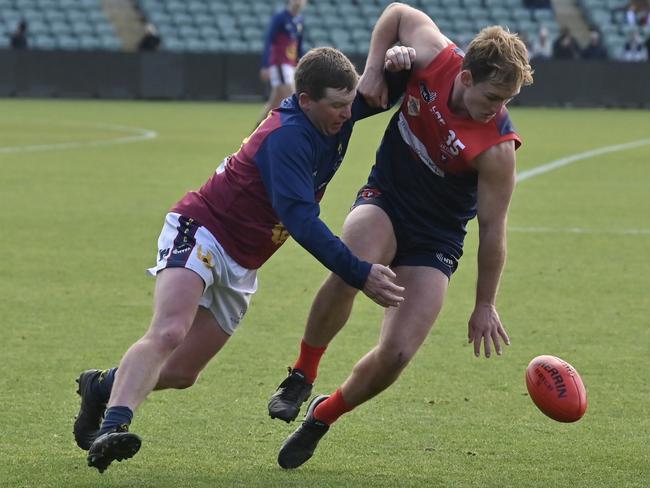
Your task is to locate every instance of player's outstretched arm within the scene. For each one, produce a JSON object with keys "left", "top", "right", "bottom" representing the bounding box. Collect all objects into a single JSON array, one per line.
[
  {"left": 362, "top": 264, "right": 405, "bottom": 308},
  {"left": 258, "top": 127, "right": 399, "bottom": 297},
  {"left": 467, "top": 141, "right": 516, "bottom": 357}
]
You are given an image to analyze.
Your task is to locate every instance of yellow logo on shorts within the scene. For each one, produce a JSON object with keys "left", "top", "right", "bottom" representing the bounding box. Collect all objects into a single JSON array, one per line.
[
  {"left": 271, "top": 223, "right": 289, "bottom": 245},
  {"left": 197, "top": 245, "right": 214, "bottom": 269}
]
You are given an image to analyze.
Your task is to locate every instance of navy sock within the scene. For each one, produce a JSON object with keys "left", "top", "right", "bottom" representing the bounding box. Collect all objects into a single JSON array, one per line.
[
  {"left": 91, "top": 367, "right": 117, "bottom": 404},
  {"left": 99, "top": 406, "right": 133, "bottom": 435}
]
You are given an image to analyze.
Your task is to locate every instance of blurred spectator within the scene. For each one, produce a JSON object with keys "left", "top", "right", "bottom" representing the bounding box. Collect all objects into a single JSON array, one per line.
[
  {"left": 10, "top": 20, "right": 28, "bottom": 50},
  {"left": 581, "top": 30, "right": 608, "bottom": 59},
  {"left": 138, "top": 23, "right": 161, "bottom": 52},
  {"left": 645, "top": 33, "right": 650, "bottom": 60},
  {"left": 519, "top": 32, "right": 532, "bottom": 58},
  {"left": 624, "top": 1, "right": 650, "bottom": 26},
  {"left": 621, "top": 30, "right": 649, "bottom": 61},
  {"left": 531, "top": 26, "right": 553, "bottom": 60},
  {"left": 553, "top": 27, "right": 581, "bottom": 59},
  {"left": 256, "top": 0, "right": 306, "bottom": 127}
]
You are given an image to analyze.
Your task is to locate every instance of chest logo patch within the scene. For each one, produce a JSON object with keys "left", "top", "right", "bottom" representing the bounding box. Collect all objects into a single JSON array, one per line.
[
  {"left": 419, "top": 82, "right": 437, "bottom": 103},
  {"left": 271, "top": 223, "right": 290, "bottom": 245},
  {"left": 407, "top": 95, "right": 420, "bottom": 116}
]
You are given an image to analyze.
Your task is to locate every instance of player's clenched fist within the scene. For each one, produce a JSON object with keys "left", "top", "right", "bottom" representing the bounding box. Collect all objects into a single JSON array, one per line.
[{"left": 384, "top": 46, "right": 416, "bottom": 72}]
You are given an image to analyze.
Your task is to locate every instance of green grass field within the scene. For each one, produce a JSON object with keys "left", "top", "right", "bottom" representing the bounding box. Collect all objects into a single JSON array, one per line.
[{"left": 1, "top": 98, "right": 649, "bottom": 488}]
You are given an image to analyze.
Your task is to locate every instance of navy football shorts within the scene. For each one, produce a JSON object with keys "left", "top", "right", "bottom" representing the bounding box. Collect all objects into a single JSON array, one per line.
[{"left": 352, "top": 185, "right": 461, "bottom": 279}]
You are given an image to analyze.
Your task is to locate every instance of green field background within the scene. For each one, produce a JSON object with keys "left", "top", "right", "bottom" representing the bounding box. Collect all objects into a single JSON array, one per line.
[{"left": 1, "top": 99, "right": 648, "bottom": 487}]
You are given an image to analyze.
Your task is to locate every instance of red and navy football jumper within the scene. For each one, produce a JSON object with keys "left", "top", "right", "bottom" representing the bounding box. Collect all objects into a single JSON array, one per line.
[{"left": 363, "top": 44, "right": 523, "bottom": 261}]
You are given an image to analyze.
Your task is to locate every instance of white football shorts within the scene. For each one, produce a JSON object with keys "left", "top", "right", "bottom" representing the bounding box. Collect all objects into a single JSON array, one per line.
[
  {"left": 268, "top": 63, "right": 295, "bottom": 87},
  {"left": 147, "top": 212, "right": 258, "bottom": 335}
]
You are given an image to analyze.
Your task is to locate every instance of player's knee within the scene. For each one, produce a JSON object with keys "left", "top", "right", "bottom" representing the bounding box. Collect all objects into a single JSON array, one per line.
[
  {"left": 376, "top": 343, "right": 416, "bottom": 372},
  {"left": 326, "top": 273, "right": 358, "bottom": 298},
  {"left": 147, "top": 323, "right": 188, "bottom": 353}
]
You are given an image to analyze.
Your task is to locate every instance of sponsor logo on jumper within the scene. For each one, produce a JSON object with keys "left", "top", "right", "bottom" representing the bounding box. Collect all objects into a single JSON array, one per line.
[
  {"left": 158, "top": 248, "right": 170, "bottom": 261},
  {"left": 271, "top": 223, "right": 290, "bottom": 245},
  {"left": 430, "top": 105, "right": 446, "bottom": 125},
  {"left": 419, "top": 82, "right": 437, "bottom": 103},
  {"left": 286, "top": 44, "right": 298, "bottom": 61},
  {"left": 407, "top": 95, "right": 420, "bottom": 116}
]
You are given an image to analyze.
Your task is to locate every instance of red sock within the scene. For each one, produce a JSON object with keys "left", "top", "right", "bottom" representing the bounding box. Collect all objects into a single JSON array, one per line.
[
  {"left": 313, "top": 388, "right": 352, "bottom": 425},
  {"left": 293, "top": 339, "right": 326, "bottom": 384}
]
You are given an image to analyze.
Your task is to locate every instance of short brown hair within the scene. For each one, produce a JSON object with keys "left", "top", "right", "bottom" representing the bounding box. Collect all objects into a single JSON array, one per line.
[
  {"left": 294, "top": 47, "right": 359, "bottom": 100},
  {"left": 463, "top": 26, "right": 534, "bottom": 88}
]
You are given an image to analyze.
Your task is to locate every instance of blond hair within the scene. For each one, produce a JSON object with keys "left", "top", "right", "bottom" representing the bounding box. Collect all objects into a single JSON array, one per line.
[{"left": 463, "top": 26, "right": 534, "bottom": 88}]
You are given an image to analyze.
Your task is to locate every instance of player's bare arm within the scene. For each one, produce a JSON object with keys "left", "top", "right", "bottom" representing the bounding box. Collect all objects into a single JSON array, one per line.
[
  {"left": 467, "top": 141, "right": 516, "bottom": 358},
  {"left": 358, "top": 2, "right": 451, "bottom": 108}
]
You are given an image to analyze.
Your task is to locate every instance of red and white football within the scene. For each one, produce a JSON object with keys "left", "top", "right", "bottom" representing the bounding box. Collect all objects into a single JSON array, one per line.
[{"left": 525, "top": 355, "right": 587, "bottom": 422}]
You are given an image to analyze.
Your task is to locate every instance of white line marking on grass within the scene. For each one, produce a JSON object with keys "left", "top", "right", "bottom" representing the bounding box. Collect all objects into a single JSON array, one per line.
[
  {"left": 510, "top": 226, "right": 650, "bottom": 236},
  {"left": 0, "top": 123, "right": 158, "bottom": 154},
  {"left": 517, "top": 138, "right": 650, "bottom": 182},
  {"left": 513, "top": 139, "right": 650, "bottom": 236}
]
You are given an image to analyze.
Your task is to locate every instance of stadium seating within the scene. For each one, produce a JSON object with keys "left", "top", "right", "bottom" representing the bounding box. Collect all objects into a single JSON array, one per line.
[
  {"left": 578, "top": 0, "right": 649, "bottom": 59},
  {"left": 0, "top": 0, "right": 122, "bottom": 50},
  {"left": 133, "top": 0, "right": 561, "bottom": 55},
  {"left": 1, "top": 0, "right": 563, "bottom": 55}
]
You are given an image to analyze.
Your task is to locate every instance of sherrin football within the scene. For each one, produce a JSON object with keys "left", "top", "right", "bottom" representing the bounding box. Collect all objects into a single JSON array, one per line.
[{"left": 525, "top": 355, "right": 587, "bottom": 422}]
